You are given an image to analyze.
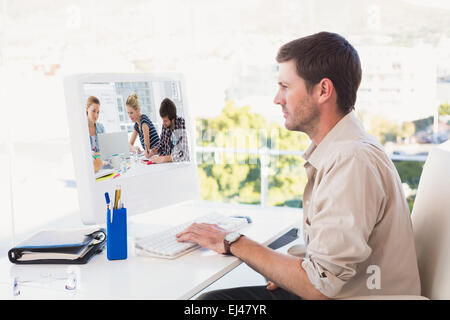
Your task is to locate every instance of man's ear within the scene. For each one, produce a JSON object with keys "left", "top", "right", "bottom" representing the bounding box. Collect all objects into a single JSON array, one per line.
[{"left": 317, "top": 78, "right": 334, "bottom": 104}]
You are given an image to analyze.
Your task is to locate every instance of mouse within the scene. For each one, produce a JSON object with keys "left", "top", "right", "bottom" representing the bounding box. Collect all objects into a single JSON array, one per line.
[{"left": 232, "top": 215, "right": 252, "bottom": 224}]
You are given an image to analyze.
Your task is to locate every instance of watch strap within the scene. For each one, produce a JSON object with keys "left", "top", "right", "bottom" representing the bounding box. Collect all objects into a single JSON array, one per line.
[{"left": 223, "top": 233, "right": 242, "bottom": 255}]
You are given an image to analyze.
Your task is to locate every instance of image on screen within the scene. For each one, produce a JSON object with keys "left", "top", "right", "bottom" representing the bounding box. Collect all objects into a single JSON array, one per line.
[{"left": 83, "top": 80, "right": 191, "bottom": 182}]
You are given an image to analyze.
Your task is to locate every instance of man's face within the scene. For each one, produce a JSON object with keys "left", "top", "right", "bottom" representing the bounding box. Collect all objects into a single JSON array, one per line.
[
  {"left": 274, "top": 60, "right": 320, "bottom": 134},
  {"left": 162, "top": 116, "right": 172, "bottom": 128}
]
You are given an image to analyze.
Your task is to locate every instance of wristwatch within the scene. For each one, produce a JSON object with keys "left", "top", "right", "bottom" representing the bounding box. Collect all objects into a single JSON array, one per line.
[{"left": 223, "top": 232, "right": 242, "bottom": 255}]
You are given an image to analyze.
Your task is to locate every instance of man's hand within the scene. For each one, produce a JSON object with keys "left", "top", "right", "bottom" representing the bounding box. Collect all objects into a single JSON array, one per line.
[
  {"left": 176, "top": 223, "right": 228, "bottom": 254},
  {"left": 149, "top": 155, "right": 164, "bottom": 163},
  {"left": 150, "top": 155, "right": 173, "bottom": 163}
]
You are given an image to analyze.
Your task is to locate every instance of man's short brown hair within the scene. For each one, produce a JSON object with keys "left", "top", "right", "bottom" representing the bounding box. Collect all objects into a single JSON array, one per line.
[
  {"left": 159, "top": 98, "right": 177, "bottom": 120},
  {"left": 276, "top": 32, "right": 362, "bottom": 114}
]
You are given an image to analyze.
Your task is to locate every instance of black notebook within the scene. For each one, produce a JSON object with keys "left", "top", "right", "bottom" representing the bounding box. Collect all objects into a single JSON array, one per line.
[{"left": 8, "top": 227, "right": 106, "bottom": 264}]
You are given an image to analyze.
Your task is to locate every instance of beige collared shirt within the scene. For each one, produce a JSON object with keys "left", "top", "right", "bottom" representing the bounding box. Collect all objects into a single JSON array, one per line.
[{"left": 298, "top": 111, "right": 420, "bottom": 298}]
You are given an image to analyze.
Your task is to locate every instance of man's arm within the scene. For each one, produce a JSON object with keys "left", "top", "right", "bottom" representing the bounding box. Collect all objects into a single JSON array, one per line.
[
  {"left": 150, "top": 154, "right": 172, "bottom": 163},
  {"left": 171, "top": 128, "right": 190, "bottom": 162},
  {"left": 229, "top": 236, "right": 328, "bottom": 300},
  {"left": 157, "top": 127, "right": 168, "bottom": 155},
  {"left": 176, "top": 223, "right": 328, "bottom": 300}
]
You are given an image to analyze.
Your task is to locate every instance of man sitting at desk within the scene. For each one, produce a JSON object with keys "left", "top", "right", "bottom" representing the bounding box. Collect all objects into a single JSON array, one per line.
[
  {"left": 176, "top": 32, "right": 420, "bottom": 300},
  {"left": 148, "top": 98, "right": 190, "bottom": 163}
]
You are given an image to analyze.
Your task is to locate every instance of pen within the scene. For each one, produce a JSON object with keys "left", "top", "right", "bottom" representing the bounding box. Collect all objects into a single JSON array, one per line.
[
  {"left": 104, "top": 192, "right": 110, "bottom": 209},
  {"left": 105, "top": 192, "right": 113, "bottom": 223}
]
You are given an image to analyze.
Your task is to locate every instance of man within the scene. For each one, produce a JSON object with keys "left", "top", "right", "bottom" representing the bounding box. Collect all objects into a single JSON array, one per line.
[
  {"left": 176, "top": 32, "right": 420, "bottom": 299},
  {"left": 149, "top": 98, "right": 190, "bottom": 163}
]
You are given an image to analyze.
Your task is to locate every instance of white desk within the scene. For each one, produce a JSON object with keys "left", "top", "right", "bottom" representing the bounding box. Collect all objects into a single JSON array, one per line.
[
  {"left": 0, "top": 201, "right": 301, "bottom": 300},
  {"left": 96, "top": 156, "right": 189, "bottom": 182}
]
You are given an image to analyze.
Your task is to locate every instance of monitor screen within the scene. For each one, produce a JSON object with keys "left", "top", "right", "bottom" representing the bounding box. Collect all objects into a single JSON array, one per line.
[
  {"left": 64, "top": 73, "right": 200, "bottom": 225},
  {"left": 83, "top": 80, "right": 191, "bottom": 182}
]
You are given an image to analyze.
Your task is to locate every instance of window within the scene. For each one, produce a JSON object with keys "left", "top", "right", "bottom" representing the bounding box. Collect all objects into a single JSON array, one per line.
[{"left": 2, "top": 0, "right": 448, "bottom": 238}]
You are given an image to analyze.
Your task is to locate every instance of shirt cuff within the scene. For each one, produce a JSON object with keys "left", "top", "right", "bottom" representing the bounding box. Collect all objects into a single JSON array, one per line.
[
  {"left": 171, "top": 150, "right": 183, "bottom": 162},
  {"left": 301, "top": 257, "right": 346, "bottom": 298}
]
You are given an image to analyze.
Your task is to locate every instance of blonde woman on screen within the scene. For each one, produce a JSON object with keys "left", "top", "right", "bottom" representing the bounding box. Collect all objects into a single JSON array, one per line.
[{"left": 126, "top": 93, "right": 160, "bottom": 159}]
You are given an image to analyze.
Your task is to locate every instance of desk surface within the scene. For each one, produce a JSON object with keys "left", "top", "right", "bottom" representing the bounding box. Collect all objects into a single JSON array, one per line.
[
  {"left": 96, "top": 156, "right": 188, "bottom": 182},
  {"left": 0, "top": 201, "right": 301, "bottom": 300}
]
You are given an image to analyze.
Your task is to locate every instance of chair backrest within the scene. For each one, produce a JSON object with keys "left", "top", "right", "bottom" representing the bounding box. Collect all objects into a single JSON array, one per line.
[{"left": 411, "top": 141, "right": 450, "bottom": 300}]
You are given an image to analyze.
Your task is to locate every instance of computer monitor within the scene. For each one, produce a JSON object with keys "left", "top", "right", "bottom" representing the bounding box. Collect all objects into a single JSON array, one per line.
[{"left": 64, "top": 73, "right": 200, "bottom": 225}]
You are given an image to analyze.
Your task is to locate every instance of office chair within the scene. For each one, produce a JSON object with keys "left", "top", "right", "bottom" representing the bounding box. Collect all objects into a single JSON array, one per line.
[
  {"left": 408, "top": 142, "right": 450, "bottom": 300},
  {"left": 281, "top": 142, "right": 450, "bottom": 300},
  {"left": 345, "top": 141, "right": 450, "bottom": 300}
]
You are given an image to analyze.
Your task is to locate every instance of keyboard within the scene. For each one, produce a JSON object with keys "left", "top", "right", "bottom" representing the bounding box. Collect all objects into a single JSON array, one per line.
[{"left": 134, "top": 212, "right": 249, "bottom": 259}]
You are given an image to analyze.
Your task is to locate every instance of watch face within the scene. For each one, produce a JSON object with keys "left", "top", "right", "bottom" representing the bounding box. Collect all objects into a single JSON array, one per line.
[{"left": 225, "top": 232, "right": 241, "bottom": 243}]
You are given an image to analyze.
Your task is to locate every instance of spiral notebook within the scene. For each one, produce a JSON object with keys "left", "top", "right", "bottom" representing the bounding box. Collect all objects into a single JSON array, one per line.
[{"left": 8, "top": 227, "right": 106, "bottom": 264}]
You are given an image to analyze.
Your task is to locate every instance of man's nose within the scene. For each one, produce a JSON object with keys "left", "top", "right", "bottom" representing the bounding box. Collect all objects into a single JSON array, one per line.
[{"left": 274, "top": 89, "right": 283, "bottom": 106}]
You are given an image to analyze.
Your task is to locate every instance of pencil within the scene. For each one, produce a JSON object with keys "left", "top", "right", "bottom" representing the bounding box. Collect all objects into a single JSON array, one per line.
[{"left": 114, "top": 189, "right": 118, "bottom": 210}]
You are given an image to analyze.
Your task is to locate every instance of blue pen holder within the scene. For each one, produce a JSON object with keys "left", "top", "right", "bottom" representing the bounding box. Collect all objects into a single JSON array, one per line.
[{"left": 106, "top": 207, "right": 127, "bottom": 260}]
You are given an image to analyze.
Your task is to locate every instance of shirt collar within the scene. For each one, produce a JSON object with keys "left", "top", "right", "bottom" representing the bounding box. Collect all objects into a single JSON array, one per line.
[{"left": 302, "top": 111, "right": 367, "bottom": 169}]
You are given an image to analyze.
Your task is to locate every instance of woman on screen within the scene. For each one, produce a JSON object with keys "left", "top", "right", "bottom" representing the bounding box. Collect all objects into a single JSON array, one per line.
[
  {"left": 126, "top": 93, "right": 160, "bottom": 158},
  {"left": 86, "top": 96, "right": 105, "bottom": 153},
  {"left": 148, "top": 98, "right": 190, "bottom": 163}
]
